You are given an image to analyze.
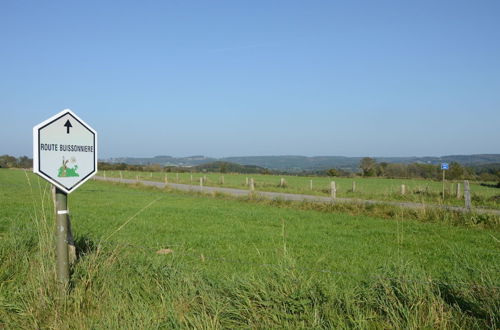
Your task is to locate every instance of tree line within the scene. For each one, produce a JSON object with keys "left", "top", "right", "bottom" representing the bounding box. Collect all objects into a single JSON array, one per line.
[
  {"left": 358, "top": 157, "right": 500, "bottom": 182},
  {"left": 0, "top": 155, "right": 32, "bottom": 169},
  {"left": 2, "top": 154, "right": 499, "bottom": 184}
]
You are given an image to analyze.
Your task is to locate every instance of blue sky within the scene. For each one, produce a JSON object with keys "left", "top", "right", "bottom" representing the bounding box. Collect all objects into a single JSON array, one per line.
[{"left": 1, "top": 0, "right": 499, "bottom": 158}]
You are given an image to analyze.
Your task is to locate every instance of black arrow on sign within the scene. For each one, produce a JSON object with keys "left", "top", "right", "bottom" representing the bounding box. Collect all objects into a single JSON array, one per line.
[{"left": 64, "top": 120, "right": 73, "bottom": 134}]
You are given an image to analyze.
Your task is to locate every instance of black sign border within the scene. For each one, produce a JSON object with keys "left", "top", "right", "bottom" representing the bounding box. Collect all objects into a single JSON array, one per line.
[{"left": 37, "top": 111, "right": 96, "bottom": 192}]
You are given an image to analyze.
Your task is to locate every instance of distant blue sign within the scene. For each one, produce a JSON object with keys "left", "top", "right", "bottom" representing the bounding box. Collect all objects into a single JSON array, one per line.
[{"left": 441, "top": 163, "right": 449, "bottom": 170}]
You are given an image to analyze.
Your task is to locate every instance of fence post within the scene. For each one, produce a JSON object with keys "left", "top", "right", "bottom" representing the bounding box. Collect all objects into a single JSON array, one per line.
[
  {"left": 246, "top": 177, "right": 249, "bottom": 186},
  {"left": 400, "top": 184, "right": 406, "bottom": 195},
  {"left": 150, "top": 172, "right": 152, "bottom": 178},
  {"left": 119, "top": 171, "right": 123, "bottom": 181},
  {"left": 280, "top": 178, "right": 285, "bottom": 187},
  {"left": 190, "top": 174, "right": 193, "bottom": 184},
  {"left": 331, "top": 181, "right": 336, "bottom": 199},
  {"left": 456, "top": 183, "right": 461, "bottom": 199},
  {"left": 164, "top": 174, "right": 168, "bottom": 184},
  {"left": 220, "top": 175, "right": 224, "bottom": 185},
  {"left": 250, "top": 178, "right": 255, "bottom": 191},
  {"left": 310, "top": 179, "right": 313, "bottom": 190},
  {"left": 464, "top": 180, "right": 471, "bottom": 210},
  {"left": 200, "top": 177, "right": 203, "bottom": 191},
  {"left": 103, "top": 170, "right": 106, "bottom": 179},
  {"left": 352, "top": 181, "right": 356, "bottom": 192},
  {"left": 176, "top": 173, "right": 179, "bottom": 183}
]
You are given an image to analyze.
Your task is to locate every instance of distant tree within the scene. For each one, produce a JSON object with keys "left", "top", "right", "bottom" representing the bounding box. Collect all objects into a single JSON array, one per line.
[
  {"left": 146, "top": 163, "right": 162, "bottom": 172},
  {"left": 384, "top": 163, "right": 407, "bottom": 178},
  {"left": 327, "top": 168, "right": 338, "bottom": 177},
  {"left": 447, "top": 162, "right": 464, "bottom": 180},
  {"left": 261, "top": 168, "right": 272, "bottom": 175},
  {"left": 0, "top": 155, "right": 17, "bottom": 168},
  {"left": 326, "top": 168, "right": 350, "bottom": 177},
  {"left": 376, "top": 162, "right": 388, "bottom": 176},
  {"left": 114, "top": 163, "right": 127, "bottom": 170},
  {"left": 17, "top": 156, "right": 32, "bottom": 169},
  {"left": 415, "top": 163, "right": 439, "bottom": 179},
  {"left": 219, "top": 162, "right": 228, "bottom": 173},
  {"left": 360, "top": 157, "right": 377, "bottom": 177},
  {"left": 479, "top": 172, "right": 497, "bottom": 182}
]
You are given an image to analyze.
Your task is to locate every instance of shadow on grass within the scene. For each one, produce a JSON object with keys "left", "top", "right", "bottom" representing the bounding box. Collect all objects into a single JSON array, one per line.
[
  {"left": 480, "top": 183, "right": 500, "bottom": 189},
  {"left": 74, "top": 235, "right": 98, "bottom": 259},
  {"left": 437, "top": 282, "right": 498, "bottom": 327}
]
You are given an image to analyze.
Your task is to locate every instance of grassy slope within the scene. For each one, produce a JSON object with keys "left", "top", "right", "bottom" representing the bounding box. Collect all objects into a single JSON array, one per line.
[
  {"left": 102, "top": 170, "right": 500, "bottom": 209},
  {"left": 1, "top": 169, "right": 499, "bottom": 328}
]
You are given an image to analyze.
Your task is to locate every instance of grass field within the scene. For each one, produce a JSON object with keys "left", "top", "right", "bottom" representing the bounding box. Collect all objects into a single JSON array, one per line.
[
  {"left": 100, "top": 169, "right": 500, "bottom": 209},
  {"left": 1, "top": 168, "right": 499, "bottom": 328}
]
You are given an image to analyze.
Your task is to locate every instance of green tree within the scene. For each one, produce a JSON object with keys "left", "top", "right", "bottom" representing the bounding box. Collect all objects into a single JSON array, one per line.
[
  {"left": 219, "top": 162, "right": 228, "bottom": 173},
  {"left": 447, "top": 162, "right": 464, "bottom": 180},
  {"left": 360, "top": 157, "right": 377, "bottom": 177},
  {"left": 384, "top": 163, "right": 407, "bottom": 178},
  {"left": 326, "top": 168, "right": 338, "bottom": 177},
  {"left": 376, "top": 162, "right": 388, "bottom": 176},
  {"left": 17, "top": 156, "right": 32, "bottom": 169},
  {"left": 0, "top": 155, "right": 17, "bottom": 168}
]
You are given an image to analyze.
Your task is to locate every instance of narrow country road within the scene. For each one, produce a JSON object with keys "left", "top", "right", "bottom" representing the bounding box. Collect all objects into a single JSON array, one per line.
[{"left": 93, "top": 176, "right": 500, "bottom": 216}]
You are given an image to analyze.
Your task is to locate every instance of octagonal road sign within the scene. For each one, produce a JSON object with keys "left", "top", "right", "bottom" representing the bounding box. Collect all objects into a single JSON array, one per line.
[{"left": 33, "top": 109, "right": 98, "bottom": 193}]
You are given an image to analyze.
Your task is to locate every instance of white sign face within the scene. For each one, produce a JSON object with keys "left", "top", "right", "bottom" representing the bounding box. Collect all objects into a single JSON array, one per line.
[{"left": 33, "top": 109, "right": 97, "bottom": 193}]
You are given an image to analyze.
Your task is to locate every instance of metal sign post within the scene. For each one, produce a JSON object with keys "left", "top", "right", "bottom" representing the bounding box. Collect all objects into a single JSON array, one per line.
[
  {"left": 33, "top": 109, "right": 97, "bottom": 290},
  {"left": 441, "top": 163, "right": 449, "bottom": 200},
  {"left": 55, "top": 188, "right": 70, "bottom": 285}
]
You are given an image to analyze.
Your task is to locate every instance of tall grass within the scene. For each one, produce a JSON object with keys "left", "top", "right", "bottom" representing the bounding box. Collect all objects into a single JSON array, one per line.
[
  {"left": 0, "top": 170, "right": 498, "bottom": 328},
  {"left": 243, "top": 194, "right": 500, "bottom": 230},
  {"left": 1, "top": 224, "right": 498, "bottom": 328}
]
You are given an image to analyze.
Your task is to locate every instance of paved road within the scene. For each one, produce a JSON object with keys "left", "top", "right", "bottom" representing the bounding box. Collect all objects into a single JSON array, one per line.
[{"left": 93, "top": 176, "right": 500, "bottom": 215}]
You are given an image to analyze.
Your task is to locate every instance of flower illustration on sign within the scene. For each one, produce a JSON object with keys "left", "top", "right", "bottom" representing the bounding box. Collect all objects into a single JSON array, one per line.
[{"left": 58, "top": 157, "right": 79, "bottom": 177}]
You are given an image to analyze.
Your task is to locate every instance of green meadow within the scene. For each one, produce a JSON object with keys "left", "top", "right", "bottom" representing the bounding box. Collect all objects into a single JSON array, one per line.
[
  {"left": 101, "top": 169, "right": 500, "bottom": 209},
  {"left": 1, "top": 168, "right": 499, "bottom": 328}
]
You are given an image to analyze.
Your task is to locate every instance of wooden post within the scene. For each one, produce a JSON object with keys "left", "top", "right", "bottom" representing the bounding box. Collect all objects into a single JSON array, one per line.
[
  {"left": 55, "top": 187, "right": 69, "bottom": 291},
  {"left": 401, "top": 184, "right": 406, "bottom": 195},
  {"left": 442, "top": 170, "right": 445, "bottom": 199},
  {"left": 176, "top": 173, "right": 179, "bottom": 183},
  {"left": 150, "top": 172, "right": 152, "bottom": 178},
  {"left": 220, "top": 175, "right": 224, "bottom": 185},
  {"left": 190, "top": 174, "right": 193, "bottom": 183},
  {"left": 103, "top": 170, "right": 106, "bottom": 179},
  {"left": 246, "top": 177, "right": 249, "bottom": 186},
  {"left": 203, "top": 175, "right": 207, "bottom": 183},
  {"left": 119, "top": 171, "right": 123, "bottom": 181},
  {"left": 331, "top": 181, "right": 336, "bottom": 199},
  {"left": 66, "top": 215, "right": 76, "bottom": 266},
  {"left": 164, "top": 174, "right": 168, "bottom": 184},
  {"left": 200, "top": 177, "right": 203, "bottom": 190},
  {"left": 136, "top": 175, "right": 139, "bottom": 183},
  {"left": 280, "top": 178, "right": 285, "bottom": 187},
  {"left": 250, "top": 178, "right": 255, "bottom": 191},
  {"left": 352, "top": 181, "right": 356, "bottom": 192},
  {"left": 464, "top": 180, "right": 471, "bottom": 210},
  {"left": 456, "top": 183, "right": 461, "bottom": 199},
  {"left": 310, "top": 179, "right": 313, "bottom": 190}
]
